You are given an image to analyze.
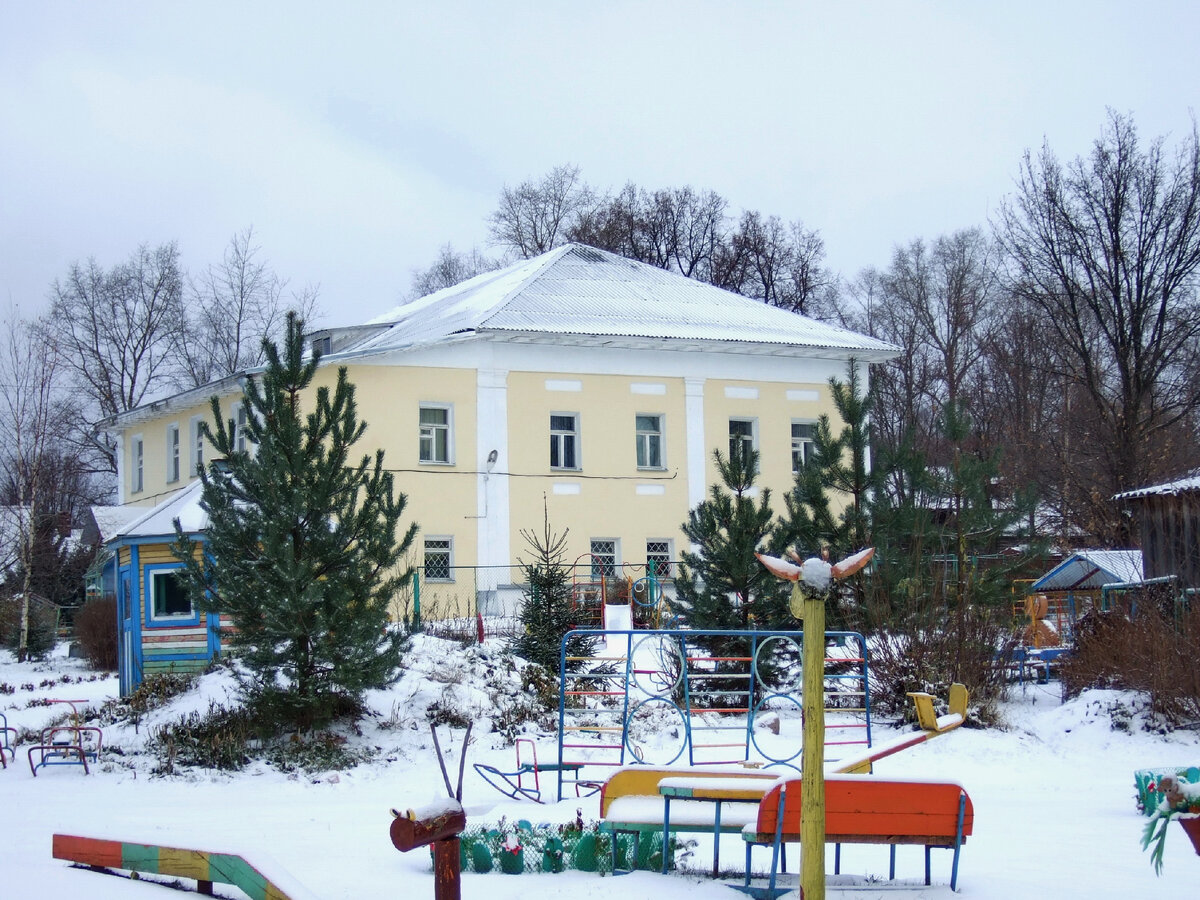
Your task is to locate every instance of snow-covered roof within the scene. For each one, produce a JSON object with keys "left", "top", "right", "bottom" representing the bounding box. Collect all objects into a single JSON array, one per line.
[
  {"left": 89, "top": 506, "right": 143, "bottom": 542},
  {"left": 333, "top": 244, "right": 899, "bottom": 360},
  {"left": 112, "top": 480, "right": 208, "bottom": 541},
  {"left": 1031, "top": 549, "right": 1144, "bottom": 591},
  {"left": 1114, "top": 472, "right": 1200, "bottom": 500}
]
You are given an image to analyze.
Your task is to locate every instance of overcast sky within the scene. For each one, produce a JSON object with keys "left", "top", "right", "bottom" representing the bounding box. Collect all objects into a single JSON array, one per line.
[{"left": 3, "top": 1, "right": 1199, "bottom": 328}]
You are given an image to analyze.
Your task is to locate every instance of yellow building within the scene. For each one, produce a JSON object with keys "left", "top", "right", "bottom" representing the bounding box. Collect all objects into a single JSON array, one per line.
[{"left": 104, "top": 244, "right": 896, "bottom": 627}]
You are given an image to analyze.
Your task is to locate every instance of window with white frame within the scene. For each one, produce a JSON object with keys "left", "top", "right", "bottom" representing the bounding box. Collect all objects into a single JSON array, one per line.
[
  {"left": 550, "top": 413, "right": 579, "bottom": 469},
  {"left": 419, "top": 404, "right": 452, "bottom": 464},
  {"left": 791, "top": 421, "right": 816, "bottom": 473},
  {"left": 131, "top": 435, "right": 144, "bottom": 494},
  {"left": 150, "top": 569, "right": 192, "bottom": 619},
  {"left": 590, "top": 539, "right": 618, "bottom": 578},
  {"left": 424, "top": 537, "right": 453, "bottom": 581},
  {"left": 166, "top": 423, "right": 180, "bottom": 483},
  {"left": 190, "top": 416, "right": 205, "bottom": 476},
  {"left": 231, "top": 403, "right": 250, "bottom": 454},
  {"left": 635, "top": 414, "right": 664, "bottom": 469},
  {"left": 729, "top": 418, "right": 756, "bottom": 464},
  {"left": 646, "top": 540, "right": 673, "bottom": 580}
]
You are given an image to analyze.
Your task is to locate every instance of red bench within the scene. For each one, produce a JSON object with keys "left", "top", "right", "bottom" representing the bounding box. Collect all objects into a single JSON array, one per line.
[{"left": 741, "top": 775, "right": 973, "bottom": 894}]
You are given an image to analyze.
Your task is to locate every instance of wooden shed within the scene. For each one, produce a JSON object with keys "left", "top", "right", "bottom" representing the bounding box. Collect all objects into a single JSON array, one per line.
[
  {"left": 1116, "top": 474, "right": 1200, "bottom": 591},
  {"left": 105, "top": 481, "right": 223, "bottom": 696}
]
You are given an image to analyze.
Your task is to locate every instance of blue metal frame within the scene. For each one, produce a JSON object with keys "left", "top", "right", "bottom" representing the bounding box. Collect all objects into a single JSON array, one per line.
[{"left": 556, "top": 628, "right": 871, "bottom": 801}]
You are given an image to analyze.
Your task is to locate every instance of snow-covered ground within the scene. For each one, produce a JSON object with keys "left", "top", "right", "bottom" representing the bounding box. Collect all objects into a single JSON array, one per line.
[{"left": 2, "top": 639, "right": 1199, "bottom": 899}]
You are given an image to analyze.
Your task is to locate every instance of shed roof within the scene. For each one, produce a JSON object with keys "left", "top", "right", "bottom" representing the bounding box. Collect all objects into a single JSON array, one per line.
[
  {"left": 334, "top": 243, "right": 899, "bottom": 360},
  {"left": 1031, "top": 549, "right": 1144, "bottom": 591},
  {"left": 1114, "top": 472, "right": 1200, "bottom": 500},
  {"left": 113, "top": 480, "right": 208, "bottom": 541}
]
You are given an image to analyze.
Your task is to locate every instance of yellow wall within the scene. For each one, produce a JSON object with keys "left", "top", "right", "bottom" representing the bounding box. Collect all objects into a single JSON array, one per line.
[
  {"left": 116, "top": 356, "right": 850, "bottom": 613},
  {"left": 507, "top": 372, "right": 691, "bottom": 570},
  {"left": 703, "top": 379, "right": 836, "bottom": 495}
]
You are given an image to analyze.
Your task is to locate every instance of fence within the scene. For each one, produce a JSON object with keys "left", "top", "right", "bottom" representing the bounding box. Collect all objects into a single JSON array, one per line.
[{"left": 403, "top": 562, "right": 679, "bottom": 641}]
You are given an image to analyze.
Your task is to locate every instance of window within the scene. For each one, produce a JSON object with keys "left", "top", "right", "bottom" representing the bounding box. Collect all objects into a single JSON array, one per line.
[
  {"left": 424, "top": 537, "right": 453, "bottom": 581},
  {"left": 419, "top": 404, "right": 452, "bottom": 464},
  {"left": 150, "top": 570, "right": 191, "bottom": 618},
  {"left": 791, "top": 422, "right": 816, "bottom": 472},
  {"left": 190, "top": 416, "right": 205, "bottom": 476},
  {"left": 235, "top": 404, "right": 249, "bottom": 453},
  {"left": 636, "top": 414, "right": 664, "bottom": 469},
  {"left": 166, "top": 424, "right": 180, "bottom": 483},
  {"left": 590, "top": 539, "right": 618, "bottom": 578},
  {"left": 729, "top": 418, "right": 755, "bottom": 464},
  {"left": 131, "top": 436, "right": 144, "bottom": 494},
  {"left": 311, "top": 335, "right": 332, "bottom": 357},
  {"left": 550, "top": 413, "right": 579, "bottom": 469},
  {"left": 646, "top": 540, "right": 673, "bottom": 580}
]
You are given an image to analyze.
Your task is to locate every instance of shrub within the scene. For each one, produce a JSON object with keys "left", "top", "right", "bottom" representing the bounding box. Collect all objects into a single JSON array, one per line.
[
  {"left": 0, "top": 593, "right": 58, "bottom": 658},
  {"left": 74, "top": 596, "right": 118, "bottom": 670},
  {"left": 1062, "top": 596, "right": 1200, "bottom": 725},
  {"left": 868, "top": 603, "right": 1020, "bottom": 726}
]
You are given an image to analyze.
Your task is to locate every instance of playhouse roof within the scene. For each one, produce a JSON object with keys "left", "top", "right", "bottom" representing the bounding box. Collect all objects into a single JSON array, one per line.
[
  {"left": 112, "top": 480, "right": 208, "bottom": 541},
  {"left": 332, "top": 243, "right": 900, "bottom": 360},
  {"left": 1030, "top": 549, "right": 1144, "bottom": 592}
]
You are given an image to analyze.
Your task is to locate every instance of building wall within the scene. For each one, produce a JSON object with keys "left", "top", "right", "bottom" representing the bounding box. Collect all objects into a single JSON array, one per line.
[{"left": 111, "top": 340, "right": 856, "bottom": 619}]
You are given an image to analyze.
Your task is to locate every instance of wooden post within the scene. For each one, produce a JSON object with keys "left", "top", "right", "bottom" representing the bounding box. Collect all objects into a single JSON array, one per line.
[
  {"left": 390, "top": 803, "right": 468, "bottom": 900},
  {"left": 798, "top": 579, "right": 826, "bottom": 900}
]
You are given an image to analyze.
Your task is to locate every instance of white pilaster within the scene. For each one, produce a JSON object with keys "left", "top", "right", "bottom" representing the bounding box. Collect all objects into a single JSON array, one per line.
[{"left": 476, "top": 368, "right": 511, "bottom": 571}]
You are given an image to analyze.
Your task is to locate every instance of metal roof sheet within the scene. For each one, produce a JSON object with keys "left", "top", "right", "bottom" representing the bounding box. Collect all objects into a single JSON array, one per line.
[
  {"left": 1114, "top": 473, "right": 1200, "bottom": 500},
  {"left": 345, "top": 244, "right": 898, "bottom": 358},
  {"left": 113, "top": 480, "right": 208, "bottom": 540},
  {"left": 1030, "top": 549, "right": 1144, "bottom": 591}
]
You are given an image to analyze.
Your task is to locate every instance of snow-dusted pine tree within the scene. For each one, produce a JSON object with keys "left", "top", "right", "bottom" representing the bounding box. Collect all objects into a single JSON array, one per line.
[{"left": 173, "top": 313, "right": 416, "bottom": 728}]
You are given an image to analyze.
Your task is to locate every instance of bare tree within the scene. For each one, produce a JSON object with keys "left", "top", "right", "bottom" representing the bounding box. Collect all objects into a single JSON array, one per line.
[
  {"left": 406, "top": 243, "right": 504, "bottom": 299},
  {"left": 489, "top": 164, "right": 593, "bottom": 258},
  {"left": 998, "top": 111, "right": 1200, "bottom": 542},
  {"left": 45, "top": 242, "right": 186, "bottom": 473},
  {"left": 177, "top": 228, "right": 321, "bottom": 388},
  {"left": 0, "top": 310, "right": 73, "bottom": 659}
]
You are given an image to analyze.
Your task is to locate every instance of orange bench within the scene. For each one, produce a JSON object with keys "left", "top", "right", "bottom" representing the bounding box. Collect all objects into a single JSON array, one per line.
[{"left": 741, "top": 775, "right": 973, "bottom": 894}]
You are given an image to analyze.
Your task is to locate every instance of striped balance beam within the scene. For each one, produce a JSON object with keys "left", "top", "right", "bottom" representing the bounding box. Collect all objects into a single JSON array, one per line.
[{"left": 52, "top": 834, "right": 304, "bottom": 900}]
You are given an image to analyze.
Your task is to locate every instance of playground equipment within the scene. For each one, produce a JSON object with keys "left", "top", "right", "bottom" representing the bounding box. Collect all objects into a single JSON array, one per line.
[
  {"left": 28, "top": 699, "right": 102, "bottom": 776},
  {"left": 0, "top": 711, "right": 16, "bottom": 769},
  {"left": 391, "top": 802, "right": 468, "bottom": 900},
  {"left": 472, "top": 737, "right": 594, "bottom": 803},
  {"left": 51, "top": 834, "right": 315, "bottom": 899},
  {"left": 555, "top": 627, "right": 873, "bottom": 800}
]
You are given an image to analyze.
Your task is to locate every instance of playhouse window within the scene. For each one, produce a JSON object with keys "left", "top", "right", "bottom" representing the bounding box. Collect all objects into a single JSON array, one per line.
[{"left": 151, "top": 570, "right": 192, "bottom": 618}]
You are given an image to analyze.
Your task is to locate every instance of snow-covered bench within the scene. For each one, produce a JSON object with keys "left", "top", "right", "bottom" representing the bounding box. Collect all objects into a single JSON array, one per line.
[
  {"left": 741, "top": 775, "right": 973, "bottom": 893},
  {"left": 598, "top": 765, "right": 780, "bottom": 873}
]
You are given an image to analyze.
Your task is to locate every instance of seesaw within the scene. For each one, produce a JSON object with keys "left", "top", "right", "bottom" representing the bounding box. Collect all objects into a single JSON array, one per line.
[{"left": 473, "top": 737, "right": 598, "bottom": 802}]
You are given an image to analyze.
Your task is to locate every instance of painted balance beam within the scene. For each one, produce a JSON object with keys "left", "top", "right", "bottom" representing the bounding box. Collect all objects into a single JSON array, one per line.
[
  {"left": 832, "top": 683, "right": 968, "bottom": 776},
  {"left": 52, "top": 834, "right": 318, "bottom": 900}
]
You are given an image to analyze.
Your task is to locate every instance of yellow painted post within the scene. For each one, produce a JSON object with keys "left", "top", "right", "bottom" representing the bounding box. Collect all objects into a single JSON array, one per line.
[{"left": 798, "top": 579, "right": 826, "bottom": 900}]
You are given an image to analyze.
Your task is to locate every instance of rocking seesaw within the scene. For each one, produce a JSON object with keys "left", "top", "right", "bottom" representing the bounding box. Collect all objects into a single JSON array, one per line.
[{"left": 472, "top": 737, "right": 597, "bottom": 802}]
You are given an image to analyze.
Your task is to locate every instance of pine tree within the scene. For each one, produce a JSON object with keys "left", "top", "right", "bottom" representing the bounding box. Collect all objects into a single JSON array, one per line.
[
  {"left": 510, "top": 501, "right": 596, "bottom": 672},
  {"left": 173, "top": 313, "right": 416, "bottom": 728},
  {"left": 671, "top": 448, "right": 787, "bottom": 632},
  {"left": 776, "top": 361, "right": 879, "bottom": 629}
]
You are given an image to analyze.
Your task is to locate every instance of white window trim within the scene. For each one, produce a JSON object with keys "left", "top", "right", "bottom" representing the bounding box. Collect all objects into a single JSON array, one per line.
[
  {"left": 418, "top": 402, "right": 455, "bottom": 466},
  {"left": 423, "top": 536, "right": 455, "bottom": 582},
  {"left": 729, "top": 416, "right": 758, "bottom": 459},
  {"left": 148, "top": 567, "right": 193, "bottom": 621},
  {"left": 166, "top": 423, "right": 181, "bottom": 484},
  {"left": 189, "top": 415, "right": 205, "bottom": 478},
  {"left": 550, "top": 411, "right": 581, "bottom": 471},
  {"left": 590, "top": 538, "right": 620, "bottom": 578},
  {"left": 636, "top": 413, "right": 666, "bottom": 470},
  {"left": 791, "top": 419, "right": 817, "bottom": 473},
  {"left": 646, "top": 538, "right": 674, "bottom": 580},
  {"left": 130, "top": 434, "right": 144, "bottom": 494}
]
